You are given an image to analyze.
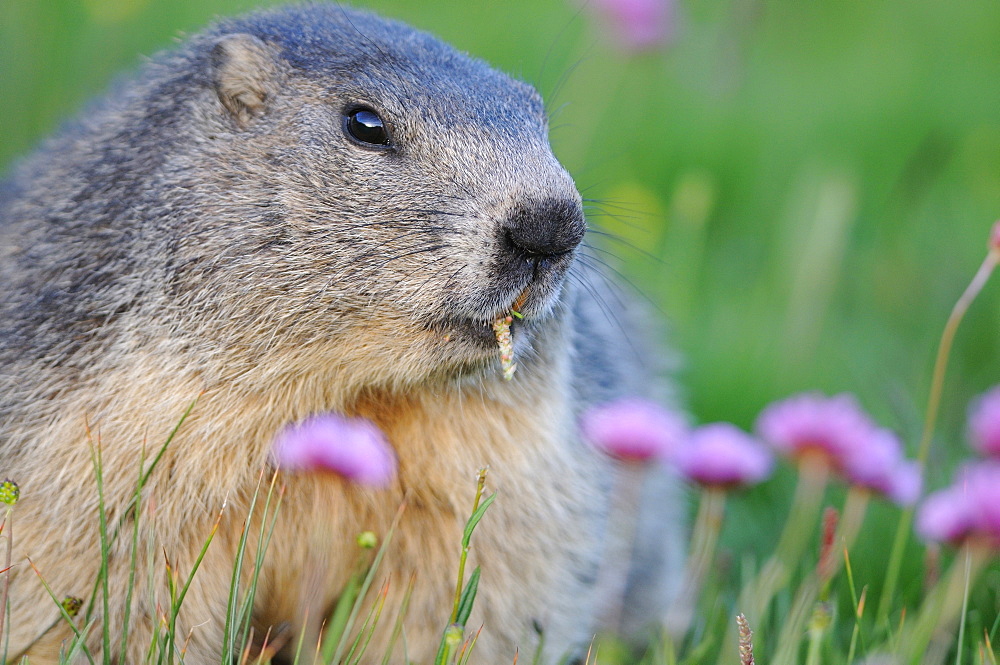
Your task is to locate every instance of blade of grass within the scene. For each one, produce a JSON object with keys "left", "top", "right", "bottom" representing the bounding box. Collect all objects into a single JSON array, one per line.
[
  {"left": 324, "top": 571, "right": 363, "bottom": 661},
  {"left": 455, "top": 567, "right": 481, "bottom": 628},
  {"left": 27, "top": 558, "right": 96, "bottom": 665},
  {"left": 223, "top": 468, "right": 269, "bottom": 660},
  {"left": 236, "top": 472, "right": 284, "bottom": 655},
  {"left": 291, "top": 609, "right": 310, "bottom": 665},
  {"left": 530, "top": 619, "right": 545, "bottom": 665},
  {"left": 166, "top": 499, "right": 227, "bottom": 663},
  {"left": 955, "top": 547, "right": 975, "bottom": 665},
  {"left": 88, "top": 440, "right": 113, "bottom": 665},
  {"left": 346, "top": 577, "right": 390, "bottom": 665},
  {"left": 983, "top": 630, "right": 997, "bottom": 665},
  {"left": 0, "top": 505, "right": 13, "bottom": 664},
  {"left": 843, "top": 544, "right": 867, "bottom": 661},
  {"left": 327, "top": 499, "right": 407, "bottom": 665},
  {"left": 457, "top": 625, "right": 484, "bottom": 665},
  {"left": 462, "top": 493, "right": 495, "bottom": 551},
  {"left": 163, "top": 549, "right": 179, "bottom": 663},
  {"left": 139, "top": 397, "right": 200, "bottom": 491},
  {"left": 118, "top": 442, "right": 148, "bottom": 665},
  {"left": 84, "top": 398, "right": 199, "bottom": 660},
  {"left": 846, "top": 586, "right": 867, "bottom": 665},
  {"left": 253, "top": 626, "right": 274, "bottom": 665},
  {"left": 379, "top": 574, "right": 416, "bottom": 665}
]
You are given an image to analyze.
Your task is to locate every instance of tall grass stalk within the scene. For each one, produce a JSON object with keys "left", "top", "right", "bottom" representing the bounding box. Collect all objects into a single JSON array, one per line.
[
  {"left": 343, "top": 577, "right": 390, "bottom": 664},
  {"left": 953, "top": 547, "right": 974, "bottom": 665},
  {"left": 665, "top": 486, "right": 725, "bottom": 640},
  {"left": 87, "top": 438, "right": 113, "bottom": 665},
  {"left": 222, "top": 468, "right": 267, "bottom": 660},
  {"left": 237, "top": 472, "right": 283, "bottom": 661},
  {"left": 436, "top": 468, "right": 495, "bottom": 665},
  {"left": 378, "top": 574, "right": 415, "bottom": 665},
  {"left": 165, "top": 502, "right": 227, "bottom": 663},
  {"left": 900, "top": 545, "right": 991, "bottom": 665},
  {"left": 0, "top": 499, "right": 14, "bottom": 663},
  {"left": 843, "top": 548, "right": 867, "bottom": 663},
  {"left": 450, "top": 468, "right": 490, "bottom": 624}
]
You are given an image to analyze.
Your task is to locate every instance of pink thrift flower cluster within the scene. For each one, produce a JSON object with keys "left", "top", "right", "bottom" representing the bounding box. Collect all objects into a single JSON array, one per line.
[
  {"left": 580, "top": 398, "right": 687, "bottom": 462},
  {"left": 582, "top": 0, "right": 675, "bottom": 52},
  {"left": 968, "top": 385, "right": 1000, "bottom": 458},
  {"left": 841, "top": 429, "right": 922, "bottom": 506},
  {"left": 917, "top": 462, "right": 1000, "bottom": 546},
  {"left": 272, "top": 413, "right": 397, "bottom": 487},
  {"left": 756, "top": 393, "right": 921, "bottom": 505},
  {"left": 990, "top": 219, "right": 1000, "bottom": 254},
  {"left": 673, "top": 423, "right": 773, "bottom": 489},
  {"left": 581, "top": 398, "right": 773, "bottom": 489},
  {"left": 918, "top": 384, "right": 1000, "bottom": 546},
  {"left": 756, "top": 393, "right": 874, "bottom": 465}
]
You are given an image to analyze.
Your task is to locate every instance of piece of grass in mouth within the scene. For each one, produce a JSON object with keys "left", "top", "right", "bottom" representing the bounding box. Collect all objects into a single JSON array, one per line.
[
  {"left": 492, "top": 287, "right": 529, "bottom": 380},
  {"left": 492, "top": 315, "right": 516, "bottom": 380}
]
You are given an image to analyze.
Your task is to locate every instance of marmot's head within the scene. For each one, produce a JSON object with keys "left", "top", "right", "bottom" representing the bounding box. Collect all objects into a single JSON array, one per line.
[{"left": 158, "top": 5, "right": 585, "bottom": 389}]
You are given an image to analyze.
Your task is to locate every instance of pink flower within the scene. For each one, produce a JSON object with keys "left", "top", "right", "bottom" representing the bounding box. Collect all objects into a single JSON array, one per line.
[
  {"left": 917, "top": 486, "right": 975, "bottom": 545},
  {"left": 917, "top": 461, "right": 1000, "bottom": 546},
  {"left": 584, "top": 0, "right": 675, "bottom": 51},
  {"left": 841, "top": 429, "right": 922, "bottom": 506},
  {"left": 755, "top": 393, "right": 877, "bottom": 469},
  {"left": 581, "top": 398, "right": 687, "bottom": 462},
  {"left": 272, "top": 414, "right": 396, "bottom": 487},
  {"left": 672, "top": 423, "right": 773, "bottom": 489},
  {"left": 968, "top": 386, "right": 1000, "bottom": 458}
]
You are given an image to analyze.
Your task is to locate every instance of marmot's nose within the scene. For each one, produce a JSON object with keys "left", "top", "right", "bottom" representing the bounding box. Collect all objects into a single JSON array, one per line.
[{"left": 501, "top": 197, "right": 586, "bottom": 262}]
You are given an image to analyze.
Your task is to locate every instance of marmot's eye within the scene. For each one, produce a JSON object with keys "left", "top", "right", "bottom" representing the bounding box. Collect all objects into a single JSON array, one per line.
[{"left": 345, "top": 108, "right": 390, "bottom": 146}]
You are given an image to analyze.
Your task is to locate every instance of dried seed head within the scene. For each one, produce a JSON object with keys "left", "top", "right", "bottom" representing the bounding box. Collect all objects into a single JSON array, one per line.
[
  {"left": 492, "top": 315, "right": 517, "bottom": 380},
  {"left": 736, "top": 613, "right": 755, "bottom": 665}
]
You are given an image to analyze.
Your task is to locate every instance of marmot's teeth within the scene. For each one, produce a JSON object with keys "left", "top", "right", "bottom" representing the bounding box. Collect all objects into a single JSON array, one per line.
[{"left": 512, "top": 284, "right": 530, "bottom": 314}]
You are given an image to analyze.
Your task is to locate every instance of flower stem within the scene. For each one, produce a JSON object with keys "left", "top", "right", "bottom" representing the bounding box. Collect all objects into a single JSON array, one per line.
[
  {"left": 594, "top": 463, "right": 644, "bottom": 630},
  {"left": 716, "top": 455, "right": 829, "bottom": 665},
  {"left": 953, "top": 546, "right": 973, "bottom": 665},
  {"left": 878, "top": 245, "right": 999, "bottom": 627},
  {"left": 918, "top": 249, "right": 999, "bottom": 466},
  {"left": 664, "top": 486, "right": 726, "bottom": 638},
  {"left": 0, "top": 506, "right": 12, "bottom": 659},
  {"left": 830, "top": 489, "right": 869, "bottom": 582},
  {"left": 773, "top": 489, "right": 868, "bottom": 665}
]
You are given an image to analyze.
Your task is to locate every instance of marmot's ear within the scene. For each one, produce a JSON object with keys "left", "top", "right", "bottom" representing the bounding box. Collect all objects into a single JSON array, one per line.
[{"left": 210, "top": 33, "right": 279, "bottom": 126}]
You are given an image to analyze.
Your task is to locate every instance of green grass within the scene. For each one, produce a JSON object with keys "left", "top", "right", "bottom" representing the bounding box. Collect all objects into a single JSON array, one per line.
[{"left": 0, "top": 428, "right": 497, "bottom": 665}]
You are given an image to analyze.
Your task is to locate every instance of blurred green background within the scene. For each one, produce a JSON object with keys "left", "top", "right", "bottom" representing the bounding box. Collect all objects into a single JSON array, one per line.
[{"left": 3, "top": 0, "right": 1000, "bottom": 624}]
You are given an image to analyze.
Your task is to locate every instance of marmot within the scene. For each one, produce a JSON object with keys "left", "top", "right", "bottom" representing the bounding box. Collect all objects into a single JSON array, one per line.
[{"left": 0, "top": 5, "right": 683, "bottom": 663}]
